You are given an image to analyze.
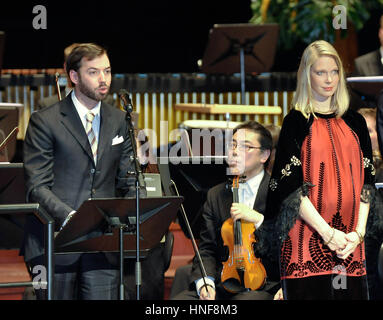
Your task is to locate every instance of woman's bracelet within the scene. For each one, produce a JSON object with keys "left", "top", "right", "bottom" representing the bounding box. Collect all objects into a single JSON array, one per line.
[{"left": 324, "top": 227, "right": 335, "bottom": 246}]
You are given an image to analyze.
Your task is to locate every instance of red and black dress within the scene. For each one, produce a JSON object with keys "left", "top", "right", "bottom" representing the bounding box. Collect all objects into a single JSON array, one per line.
[{"left": 263, "top": 109, "right": 377, "bottom": 300}]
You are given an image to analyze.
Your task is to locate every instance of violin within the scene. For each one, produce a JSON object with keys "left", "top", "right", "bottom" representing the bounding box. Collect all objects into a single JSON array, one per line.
[{"left": 221, "top": 176, "right": 267, "bottom": 293}]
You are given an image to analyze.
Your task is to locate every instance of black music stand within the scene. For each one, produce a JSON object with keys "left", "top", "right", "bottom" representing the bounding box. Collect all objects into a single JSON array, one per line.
[
  {"left": 157, "top": 156, "right": 228, "bottom": 239},
  {"left": 0, "top": 163, "right": 26, "bottom": 249},
  {"left": 200, "top": 23, "right": 279, "bottom": 104},
  {"left": 54, "top": 196, "right": 183, "bottom": 300},
  {"left": 0, "top": 103, "right": 22, "bottom": 162},
  {"left": 347, "top": 76, "right": 383, "bottom": 108},
  {"left": 0, "top": 163, "right": 54, "bottom": 299}
]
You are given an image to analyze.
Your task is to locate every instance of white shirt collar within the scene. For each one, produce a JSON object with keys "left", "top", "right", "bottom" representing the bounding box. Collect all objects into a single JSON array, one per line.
[
  {"left": 65, "top": 86, "right": 73, "bottom": 97},
  {"left": 71, "top": 90, "right": 101, "bottom": 120},
  {"left": 245, "top": 169, "right": 265, "bottom": 195},
  {"left": 380, "top": 47, "right": 383, "bottom": 65}
]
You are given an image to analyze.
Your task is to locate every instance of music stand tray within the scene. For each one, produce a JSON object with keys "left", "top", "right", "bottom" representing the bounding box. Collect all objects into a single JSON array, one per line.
[{"left": 54, "top": 196, "right": 183, "bottom": 256}]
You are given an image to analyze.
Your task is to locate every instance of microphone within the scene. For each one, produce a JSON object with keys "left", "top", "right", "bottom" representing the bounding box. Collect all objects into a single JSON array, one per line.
[{"left": 119, "top": 89, "right": 133, "bottom": 113}]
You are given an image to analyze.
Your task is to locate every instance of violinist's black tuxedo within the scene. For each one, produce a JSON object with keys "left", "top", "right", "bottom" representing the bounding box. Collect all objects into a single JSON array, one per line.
[{"left": 172, "top": 172, "right": 280, "bottom": 300}]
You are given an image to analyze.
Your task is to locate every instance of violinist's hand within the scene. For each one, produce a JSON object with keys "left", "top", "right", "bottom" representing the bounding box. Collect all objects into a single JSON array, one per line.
[
  {"left": 230, "top": 203, "right": 263, "bottom": 225},
  {"left": 199, "top": 285, "right": 216, "bottom": 300},
  {"left": 273, "top": 288, "right": 283, "bottom": 300}
]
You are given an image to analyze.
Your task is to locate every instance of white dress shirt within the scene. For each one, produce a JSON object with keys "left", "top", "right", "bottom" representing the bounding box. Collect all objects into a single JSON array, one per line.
[
  {"left": 238, "top": 169, "right": 265, "bottom": 229},
  {"left": 71, "top": 90, "right": 101, "bottom": 144},
  {"left": 60, "top": 92, "right": 102, "bottom": 231}
]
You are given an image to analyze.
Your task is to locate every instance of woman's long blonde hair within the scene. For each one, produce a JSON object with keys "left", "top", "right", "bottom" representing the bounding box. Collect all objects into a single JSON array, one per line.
[{"left": 292, "top": 40, "right": 349, "bottom": 118}]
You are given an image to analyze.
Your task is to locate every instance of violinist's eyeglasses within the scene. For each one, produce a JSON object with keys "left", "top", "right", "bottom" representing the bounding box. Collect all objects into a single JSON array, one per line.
[{"left": 228, "top": 142, "right": 263, "bottom": 152}]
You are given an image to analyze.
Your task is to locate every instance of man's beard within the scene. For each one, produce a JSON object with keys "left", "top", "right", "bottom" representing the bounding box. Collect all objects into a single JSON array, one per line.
[{"left": 78, "top": 77, "right": 109, "bottom": 102}]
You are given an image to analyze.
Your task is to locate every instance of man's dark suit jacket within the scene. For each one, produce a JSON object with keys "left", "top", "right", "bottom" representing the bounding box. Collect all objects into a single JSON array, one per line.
[
  {"left": 354, "top": 49, "right": 383, "bottom": 76},
  {"left": 21, "top": 94, "right": 135, "bottom": 262},
  {"left": 189, "top": 172, "right": 279, "bottom": 286}
]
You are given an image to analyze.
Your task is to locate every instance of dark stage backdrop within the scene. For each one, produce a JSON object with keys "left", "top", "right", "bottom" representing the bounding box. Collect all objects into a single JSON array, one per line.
[
  {"left": 0, "top": 1, "right": 380, "bottom": 73},
  {"left": 0, "top": 0, "right": 253, "bottom": 73}
]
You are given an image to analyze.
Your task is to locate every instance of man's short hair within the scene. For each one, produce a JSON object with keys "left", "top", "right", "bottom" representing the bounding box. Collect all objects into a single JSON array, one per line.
[
  {"left": 64, "top": 43, "right": 81, "bottom": 61},
  {"left": 65, "top": 43, "right": 107, "bottom": 75},
  {"left": 233, "top": 121, "right": 273, "bottom": 168},
  {"left": 234, "top": 120, "right": 273, "bottom": 151}
]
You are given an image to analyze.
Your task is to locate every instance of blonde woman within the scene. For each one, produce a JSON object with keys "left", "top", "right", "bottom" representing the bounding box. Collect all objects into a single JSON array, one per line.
[{"left": 265, "top": 40, "right": 378, "bottom": 299}]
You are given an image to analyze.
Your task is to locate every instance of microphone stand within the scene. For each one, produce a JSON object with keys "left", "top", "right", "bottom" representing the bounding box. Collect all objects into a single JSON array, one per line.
[{"left": 119, "top": 90, "right": 146, "bottom": 300}]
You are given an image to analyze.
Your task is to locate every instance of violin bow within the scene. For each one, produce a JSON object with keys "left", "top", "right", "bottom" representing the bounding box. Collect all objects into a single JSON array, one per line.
[{"left": 169, "top": 179, "right": 211, "bottom": 297}]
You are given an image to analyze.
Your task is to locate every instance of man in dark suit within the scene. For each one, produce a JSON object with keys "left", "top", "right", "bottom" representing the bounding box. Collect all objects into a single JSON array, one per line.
[
  {"left": 354, "top": 49, "right": 383, "bottom": 77},
  {"left": 354, "top": 15, "right": 383, "bottom": 77},
  {"left": 22, "top": 43, "right": 136, "bottom": 299},
  {"left": 172, "top": 121, "right": 280, "bottom": 300},
  {"left": 350, "top": 15, "right": 383, "bottom": 109}
]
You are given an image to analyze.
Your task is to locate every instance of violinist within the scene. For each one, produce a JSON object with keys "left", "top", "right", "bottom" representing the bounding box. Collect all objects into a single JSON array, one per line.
[{"left": 172, "top": 121, "right": 280, "bottom": 300}]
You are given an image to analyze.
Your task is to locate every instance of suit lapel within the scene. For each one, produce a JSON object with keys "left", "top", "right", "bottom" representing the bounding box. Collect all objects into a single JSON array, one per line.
[
  {"left": 376, "top": 50, "right": 383, "bottom": 74},
  {"left": 59, "top": 95, "right": 94, "bottom": 163},
  {"left": 96, "top": 102, "right": 114, "bottom": 165},
  {"left": 253, "top": 172, "right": 270, "bottom": 214}
]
